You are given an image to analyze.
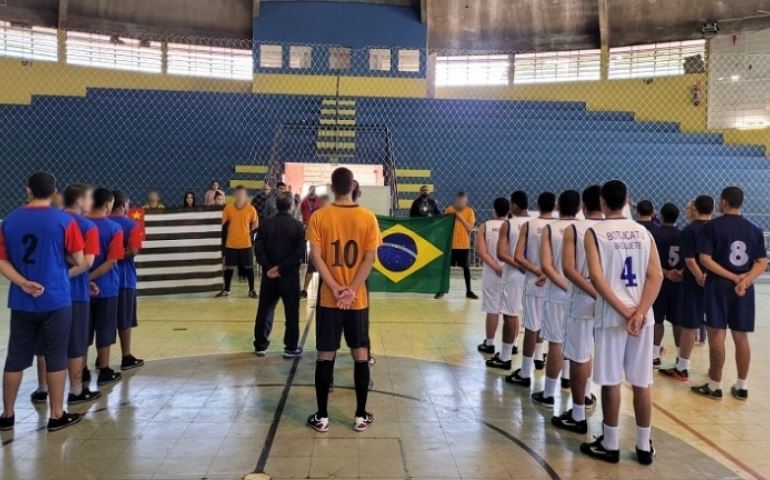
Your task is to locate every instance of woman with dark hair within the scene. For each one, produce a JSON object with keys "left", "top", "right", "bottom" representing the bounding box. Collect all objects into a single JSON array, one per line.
[{"left": 182, "top": 191, "right": 197, "bottom": 208}]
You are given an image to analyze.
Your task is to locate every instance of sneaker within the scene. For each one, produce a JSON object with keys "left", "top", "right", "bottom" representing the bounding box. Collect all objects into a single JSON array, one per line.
[
  {"left": 466, "top": 291, "right": 479, "bottom": 300},
  {"left": 215, "top": 290, "right": 230, "bottom": 298},
  {"left": 255, "top": 350, "right": 267, "bottom": 357},
  {"left": 691, "top": 383, "right": 722, "bottom": 400},
  {"left": 248, "top": 290, "right": 258, "bottom": 299},
  {"left": 353, "top": 412, "right": 374, "bottom": 432},
  {"left": 636, "top": 441, "right": 656, "bottom": 466},
  {"left": 534, "top": 354, "right": 547, "bottom": 370},
  {"left": 659, "top": 367, "right": 688, "bottom": 382},
  {"left": 0, "top": 414, "right": 14, "bottom": 431},
  {"left": 731, "top": 385, "right": 748, "bottom": 401},
  {"left": 30, "top": 390, "right": 48, "bottom": 404},
  {"left": 68, "top": 388, "right": 102, "bottom": 405},
  {"left": 299, "top": 290, "right": 308, "bottom": 300},
  {"left": 82, "top": 368, "right": 91, "bottom": 386},
  {"left": 561, "top": 378, "right": 570, "bottom": 390},
  {"left": 283, "top": 347, "right": 304, "bottom": 359},
  {"left": 485, "top": 353, "right": 511, "bottom": 370},
  {"left": 585, "top": 393, "right": 597, "bottom": 409},
  {"left": 434, "top": 292, "right": 444, "bottom": 300},
  {"left": 652, "top": 358, "right": 662, "bottom": 369},
  {"left": 121, "top": 355, "right": 144, "bottom": 371},
  {"left": 505, "top": 369, "right": 531, "bottom": 387},
  {"left": 96, "top": 367, "right": 122, "bottom": 386},
  {"left": 477, "top": 342, "right": 495, "bottom": 354},
  {"left": 47, "top": 412, "right": 82, "bottom": 432},
  {"left": 511, "top": 345, "right": 518, "bottom": 355},
  {"left": 531, "top": 391, "right": 555, "bottom": 407},
  {"left": 307, "top": 413, "right": 329, "bottom": 433},
  {"left": 580, "top": 435, "right": 620, "bottom": 464},
  {"left": 551, "top": 409, "right": 588, "bottom": 434}
]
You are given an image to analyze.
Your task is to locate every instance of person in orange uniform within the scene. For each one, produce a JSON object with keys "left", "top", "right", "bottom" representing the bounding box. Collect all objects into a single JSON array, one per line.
[
  {"left": 306, "top": 167, "right": 381, "bottom": 434},
  {"left": 217, "top": 186, "right": 259, "bottom": 299},
  {"left": 437, "top": 192, "right": 478, "bottom": 300}
]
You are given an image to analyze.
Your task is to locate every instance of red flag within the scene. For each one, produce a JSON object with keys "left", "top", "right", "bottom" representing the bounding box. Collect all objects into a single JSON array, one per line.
[{"left": 128, "top": 207, "right": 146, "bottom": 239}]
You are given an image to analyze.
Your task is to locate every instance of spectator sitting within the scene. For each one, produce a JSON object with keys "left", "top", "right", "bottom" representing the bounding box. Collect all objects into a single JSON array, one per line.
[
  {"left": 214, "top": 190, "right": 226, "bottom": 207},
  {"left": 182, "top": 191, "right": 197, "bottom": 209},
  {"left": 143, "top": 190, "right": 165, "bottom": 210},
  {"left": 204, "top": 181, "right": 224, "bottom": 206}
]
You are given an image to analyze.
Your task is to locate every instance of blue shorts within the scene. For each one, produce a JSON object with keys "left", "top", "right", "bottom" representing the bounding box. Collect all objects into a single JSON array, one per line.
[
  {"left": 653, "top": 280, "right": 679, "bottom": 325},
  {"left": 5, "top": 307, "right": 71, "bottom": 372},
  {"left": 68, "top": 301, "right": 90, "bottom": 358},
  {"left": 676, "top": 278, "right": 705, "bottom": 330},
  {"left": 704, "top": 276, "right": 755, "bottom": 332},
  {"left": 117, "top": 288, "right": 138, "bottom": 331},
  {"left": 89, "top": 296, "right": 118, "bottom": 348}
]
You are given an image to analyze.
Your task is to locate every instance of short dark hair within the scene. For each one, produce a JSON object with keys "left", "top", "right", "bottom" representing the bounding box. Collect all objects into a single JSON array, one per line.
[
  {"left": 601, "top": 180, "right": 627, "bottom": 211},
  {"left": 693, "top": 195, "right": 714, "bottom": 215},
  {"left": 660, "top": 203, "right": 679, "bottom": 223},
  {"left": 456, "top": 191, "right": 466, "bottom": 198},
  {"left": 493, "top": 197, "right": 510, "bottom": 217},
  {"left": 537, "top": 192, "right": 556, "bottom": 213},
  {"left": 637, "top": 200, "right": 654, "bottom": 216},
  {"left": 93, "top": 188, "right": 114, "bottom": 209},
  {"left": 510, "top": 191, "right": 528, "bottom": 211},
  {"left": 276, "top": 192, "right": 293, "bottom": 212},
  {"left": 27, "top": 171, "right": 57, "bottom": 199},
  {"left": 63, "top": 183, "right": 89, "bottom": 208},
  {"left": 331, "top": 167, "right": 355, "bottom": 196},
  {"left": 721, "top": 186, "right": 744, "bottom": 208},
  {"left": 276, "top": 181, "right": 287, "bottom": 189},
  {"left": 234, "top": 185, "right": 246, "bottom": 192},
  {"left": 582, "top": 185, "right": 602, "bottom": 213},
  {"left": 214, "top": 191, "right": 224, "bottom": 198},
  {"left": 558, "top": 190, "right": 581, "bottom": 217},
  {"left": 112, "top": 190, "right": 128, "bottom": 210}
]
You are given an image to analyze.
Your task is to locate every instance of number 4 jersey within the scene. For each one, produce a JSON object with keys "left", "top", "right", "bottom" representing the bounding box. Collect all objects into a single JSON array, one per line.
[{"left": 589, "top": 218, "right": 654, "bottom": 329}]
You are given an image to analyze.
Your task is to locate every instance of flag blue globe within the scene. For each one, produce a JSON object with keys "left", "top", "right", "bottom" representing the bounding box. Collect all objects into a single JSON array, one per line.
[{"left": 377, "top": 232, "right": 418, "bottom": 272}]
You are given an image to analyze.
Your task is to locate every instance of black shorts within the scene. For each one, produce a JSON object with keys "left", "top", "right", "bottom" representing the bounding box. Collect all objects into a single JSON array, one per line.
[
  {"left": 117, "top": 288, "right": 138, "bottom": 331},
  {"left": 6, "top": 307, "right": 71, "bottom": 372},
  {"left": 675, "top": 278, "right": 705, "bottom": 329},
  {"left": 450, "top": 249, "right": 470, "bottom": 267},
  {"left": 89, "top": 296, "right": 118, "bottom": 348},
  {"left": 316, "top": 307, "right": 369, "bottom": 351},
  {"left": 224, "top": 247, "right": 254, "bottom": 268},
  {"left": 704, "top": 276, "right": 755, "bottom": 332},
  {"left": 653, "top": 281, "right": 679, "bottom": 324}
]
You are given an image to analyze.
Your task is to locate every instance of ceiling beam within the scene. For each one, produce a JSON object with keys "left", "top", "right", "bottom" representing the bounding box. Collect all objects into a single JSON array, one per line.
[
  {"left": 597, "top": 0, "right": 609, "bottom": 48},
  {"left": 58, "top": 0, "right": 68, "bottom": 28}
]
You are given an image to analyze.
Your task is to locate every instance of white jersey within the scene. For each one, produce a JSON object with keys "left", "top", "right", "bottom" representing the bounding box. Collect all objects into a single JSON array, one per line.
[
  {"left": 482, "top": 219, "right": 505, "bottom": 274},
  {"left": 502, "top": 216, "right": 529, "bottom": 287},
  {"left": 590, "top": 218, "right": 654, "bottom": 329},
  {"left": 567, "top": 218, "right": 601, "bottom": 319},
  {"left": 523, "top": 217, "right": 553, "bottom": 297},
  {"left": 545, "top": 219, "right": 577, "bottom": 303}
]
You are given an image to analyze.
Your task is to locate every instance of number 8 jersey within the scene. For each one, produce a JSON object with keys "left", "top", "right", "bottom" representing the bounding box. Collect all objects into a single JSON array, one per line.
[{"left": 589, "top": 218, "right": 654, "bottom": 329}]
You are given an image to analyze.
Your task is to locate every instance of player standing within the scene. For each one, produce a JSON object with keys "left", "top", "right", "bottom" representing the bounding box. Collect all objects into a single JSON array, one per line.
[
  {"left": 581, "top": 180, "right": 663, "bottom": 465},
  {"left": 306, "top": 168, "right": 381, "bottom": 433},
  {"left": 692, "top": 187, "right": 767, "bottom": 400},
  {"left": 438, "top": 192, "right": 477, "bottom": 300},
  {"left": 218, "top": 185, "right": 259, "bottom": 298},
  {"left": 651, "top": 203, "right": 684, "bottom": 368}
]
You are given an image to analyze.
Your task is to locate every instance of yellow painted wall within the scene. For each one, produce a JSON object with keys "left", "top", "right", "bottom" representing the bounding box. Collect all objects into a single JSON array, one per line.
[{"left": 253, "top": 73, "right": 427, "bottom": 98}]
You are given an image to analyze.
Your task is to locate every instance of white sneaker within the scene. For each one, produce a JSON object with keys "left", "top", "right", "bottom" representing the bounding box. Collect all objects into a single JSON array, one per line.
[
  {"left": 353, "top": 412, "right": 374, "bottom": 432},
  {"left": 307, "top": 413, "right": 329, "bottom": 433}
]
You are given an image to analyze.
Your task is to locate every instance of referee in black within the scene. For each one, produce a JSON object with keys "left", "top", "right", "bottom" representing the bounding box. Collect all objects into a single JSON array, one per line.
[{"left": 253, "top": 192, "right": 306, "bottom": 358}]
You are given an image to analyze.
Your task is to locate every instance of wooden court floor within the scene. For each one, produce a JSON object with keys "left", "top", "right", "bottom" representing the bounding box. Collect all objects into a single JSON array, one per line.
[{"left": 0, "top": 274, "right": 768, "bottom": 480}]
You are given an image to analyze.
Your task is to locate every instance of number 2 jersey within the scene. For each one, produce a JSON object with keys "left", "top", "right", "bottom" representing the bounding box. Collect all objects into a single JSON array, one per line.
[
  {"left": 589, "top": 218, "right": 654, "bottom": 329},
  {"left": 307, "top": 204, "right": 381, "bottom": 310},
  {"left": 696, "top": 214, "right": 765, "bottom": 278}
]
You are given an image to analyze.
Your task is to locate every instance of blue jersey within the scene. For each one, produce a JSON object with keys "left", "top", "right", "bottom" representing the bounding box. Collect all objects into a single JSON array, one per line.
[
  {"left": 653, "top": 225, "right": 683, "bottom": 271},
  {"left": 638, "top": 220, "right": 660, "bottom": 234},
  {"left": 0, "top": 206, "right": 85, "bottom": 312},
  {"left": 680, "top": 220, "right": 707, "bottom": 285},
  {"left": 697, "top": 214, "right": 766, "bottom": 275},
  {"left": 88, "top": 217, "right": 125, "bottom": 298},
  {"left": 110, "top": 215, "right": 142, "bottom": 289},
  {"left": 66, "top": 211, "right": 100, "bottom": 303}
]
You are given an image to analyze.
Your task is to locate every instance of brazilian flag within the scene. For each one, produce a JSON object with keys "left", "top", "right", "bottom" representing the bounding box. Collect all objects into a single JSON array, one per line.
[{"left": 369, "top": 215, "right": 454, "bottom": 294}]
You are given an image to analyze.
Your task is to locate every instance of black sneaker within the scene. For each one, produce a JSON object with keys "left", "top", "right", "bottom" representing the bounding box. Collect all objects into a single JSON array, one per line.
[
  {"left": 659, "top": 367, "right": 689, "bottom": 382},
  {"left": 30, "top": 390, "right": 48, "bottom": 404},
  {"left": 299, "top": 290, "right": 308, "bottom": 300},
  {"left": 255, "top": 350, "right": 267, "bottom": 357},
  {"left": 68, "top": 388, "right": 102, "bottom": 405},
  {"left": 466, "top": 291, "right": 479, "bottom": 300},
  {"left": 505, "top": 368, "right": 531, "bottom": 387},
  {"left": 307, "top": 412, "right": 329, "bottom": 433},
  {"left": 511, "top": 345, "right": 518, "bottom": 355},
  {"left": 731, "top": 385, "right": 748, "bottom": 401},
  {"left": 434, "top": 292, "right": 444, "bottom": 300},
  {"left": 531, "top": 391, "right": 555, "bottom": 407},
  {"left": 534, "top": 355, "right": 546, "bottom": 370},
  {"left": 551, "top": 409, "right": 588, "bottom": 434},
  {"left": 97, "top": 367, "right": 122, "bottom": 386},
  {"left": 248, "top": 290, "right": 258, "bottom": 299},
  {"left": 585, "top": 393, "right": 597, "bottom": 409},
  {"left": 47, "top": 412, "right": 82, "bottom": 432},
  {"left": 636, "top": 441, "right": 656, "bottom": 466},
  {"left": 283, "top": 347, "right": 304, "bottom": 359},
  {"left": 477, "top": 342, "right": 495, "bottom": 354},
  {"left": 215, "top": 290, "right": 230, "bottom": 298},
  {"left": 652, "top": 358, "right": 662, "bottom": 368},
  {"left": 561, "top": 378, "right": 570, "bottom": 390},
  {"left": 121, "top": 355, "right": 144, "bottom": 371},
  {"left": 580, "top": 435, "right": 620, "bottom": 464},
  {"left": 485, "top": 353, "right": 511, "bottom": 370},
  {"left": 691, "top": 383, "right": 722, "bottom": 400},
  {"left": 0, "top": 414, "right": 14, "bottom": 431},
  {"left": 82, "top": 368, "right": 91, "bottom": 386}
]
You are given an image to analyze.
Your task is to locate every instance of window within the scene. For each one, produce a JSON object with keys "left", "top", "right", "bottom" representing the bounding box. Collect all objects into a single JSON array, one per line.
[
  {"left": 369, "top": 48, "right": 391, "bottom": 71},
  {"left": 66, "top": 32, "right": 162, "bottom": 72},
  {"left": 609, "top": 40, "right": 706, "bottom": 79},
  {"left": 289, "top": 45, "right": 311, "bottom": 69},
  {"left": 0, "top": 21, "right": 57, "bottom": 62},
  {"left": 167, "top": 43, "right": 253, "bottom": 80},
  {"left": 513, "top": 49, "right": 600, "bottom": 84},
  {"left": 435, "top": 55, "right": 510, "bottom": 86},
  {"left": 259, "top": 44, "right": 282, "bottom": 68},
  {"left": 398, "top": 49, "right": 420, "bottom": 72},
  {"left": 329, "top": 47, "right": 351, "bottom": 70}
]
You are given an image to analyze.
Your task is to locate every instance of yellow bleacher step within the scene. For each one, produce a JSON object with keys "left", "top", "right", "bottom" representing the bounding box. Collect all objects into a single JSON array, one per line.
[
  {"left": 321, "top": 99, "right": 356, "bottom": 107},
  {"left": 399, "top": 183, "right": 433, "bottom": 193},
  {"left": 398, "top": 198, "right": 413, "bottom": 209},
  {"left": 320, "top": 118, "right": 356, "bottom": 126},
  {"left": 234, "top": 165, "right": 268, "bottom": 174},
  {"left": 396, "top": 168, "right": 432, "bottom": 178},
  {"left": 320, "top": 108, "right": 356, "bottom": 117},
  {"left": 229, "top": 179, "right": 265, "bottom": 189},
  {"left": 316, "top": 141, "right": 356, "bottom": 150},
  {"left": 317, "top": 129, "right": 356, "bottom": 138}
]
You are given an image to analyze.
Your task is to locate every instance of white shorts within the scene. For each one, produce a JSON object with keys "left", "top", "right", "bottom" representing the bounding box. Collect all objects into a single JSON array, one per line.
[
  {"left": 482, "top": 269, "right": 504, "bottom": 314},
  {"left": 523, "top": 295, "right": 545, "bottom": 332},
  {"left": 563, "top": 316, "right": 594, "bottom": 363},
  {"left": 501, "top": 284, "right": 524, "bottom": 317},
  {"left": 541, "top": 301, "right": 566, "bottom": 343},
  {"left": 593, "top": 324, "right": 654, "bottom": 388}
]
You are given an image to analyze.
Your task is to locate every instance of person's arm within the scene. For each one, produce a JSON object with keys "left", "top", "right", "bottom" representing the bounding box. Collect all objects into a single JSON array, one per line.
[
  {"left": 409, "top": 199, "right": 420, "bottom": 218},
  {"left": 89, "top": 230, "right": 124, "bottom": 280},
  {"left": 684, "top": 257, "right": 706, "bottom": 286},
  {"left": 455, "top": 210, "right": 474, "bottom": 233},
  {"left": 514, "top": 223, "right": 542, "bottom": 276},
  {"left": 307, "top": 215, "right": 343, "bottom": 295},
  {"left": 562, "top": 225, "right": 596, "bottom": 298},
  {"left": 477, "top": 224, "right": 502, "bottom": 275},
  {"left": 0, "top": 260, "right": 45, "bottom": 296},
  {"left": 585, "top": 229, "right": 634, "bottom": 320},
  {"left": 250, "top": 208, "right": 259, "bottom": 232},
  {"left": 63, "top": 220, "right": 86, "bottom": 268},
  {"left": 124, "top": 225, "right": 143, "bottom": 258},
  {"left": 699, "top": 254, "right": 742, "bottom": 284},
  {"left": 69, "top": 227, "right": 97, "bottom": 277},
  {"left": 627, "top": 237, "right": 664, "bottom": 336},
  {"left": 253, "top": 224, "right": 270, "bottom": 269},
  {"left": 736, "top": 258, "right": 769, "bottom": 295},
  {"left": 497, "top": 221, "right": 515, "bottom": 268},
  {"left": 540, "top": 225, "right": 568, "bottom": 291}
]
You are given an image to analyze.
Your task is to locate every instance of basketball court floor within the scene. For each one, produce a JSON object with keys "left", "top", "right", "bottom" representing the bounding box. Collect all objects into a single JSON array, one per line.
[{"left": 0, "top": 274, "right": 768, "bottom": 480}]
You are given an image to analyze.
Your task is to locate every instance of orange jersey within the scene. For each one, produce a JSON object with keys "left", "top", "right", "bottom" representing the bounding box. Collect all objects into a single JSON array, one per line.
[
  {"left": 307, "top": 204, "right": 381, "bottom": 310},
  {"left": 222, "top": 203, "right": 258, "bottom": 249},
  {"left": 446, "top": 205, "right": 475, "bottom": 249}
]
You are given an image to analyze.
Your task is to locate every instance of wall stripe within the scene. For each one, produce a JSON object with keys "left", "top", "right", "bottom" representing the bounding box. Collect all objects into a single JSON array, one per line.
[
  {"left": 235, "top": 164, "right": 269, "bottom": 174},
  {"left": 396, "top": 168, "right": 431, "bottom": 178},
  {"left": 230, "top": 179, "right": 265, "bottom": 189},
  {"left": 399, "top": 183, "right": 433, "bottom": 193}
]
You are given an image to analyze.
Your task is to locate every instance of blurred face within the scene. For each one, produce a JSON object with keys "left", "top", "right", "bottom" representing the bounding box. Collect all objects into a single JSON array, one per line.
[
  {"left": 79, "top": 189, "right": 94, "bottom": 213},
  {"left": 455, "top": 195, "right": 467, "bottom": 208},
  {"left": 212, "top": 182, "right": 219, "bottom": 191},
  {"left": 185, "top": 193, "right": 194, "bottom": 206},
  {"left": 262, "top": 185, "right": 271, "bottom": 196},
  {"left": 215, "top": 195, "right": 225, "bottom": 206},
  {"left": 277, "top": 184, "right": 287, "bottom": 194},
  {"left": 420, "top": 186, "right": 429, "bottom": 198},
  {"left": 318, "top": 196, "right": 329, "bottom": 208},
  {"left": 148, "top": 191, "right": 160, "bottom": 204},
  {"left": 308, "top": 186, "right": 316, "bottom": 197},
  {"left": 234, "top": 189, "right": 248, "bottom": 204},
  {"left": 51, "top": 192, "right": 64, "bottom": 209}
]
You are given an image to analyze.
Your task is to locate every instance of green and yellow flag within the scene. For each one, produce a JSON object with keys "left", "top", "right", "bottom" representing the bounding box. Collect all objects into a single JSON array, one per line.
[{"left": 369, "top": 215, "right": 454, "bottom": 294}]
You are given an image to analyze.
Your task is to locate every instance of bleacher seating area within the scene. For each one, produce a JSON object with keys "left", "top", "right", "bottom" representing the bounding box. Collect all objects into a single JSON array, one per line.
[{"left": 1, "top": 88, "right": 768, "bottom": 226}]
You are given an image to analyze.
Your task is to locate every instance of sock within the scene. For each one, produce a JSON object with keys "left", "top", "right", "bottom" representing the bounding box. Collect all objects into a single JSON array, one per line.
[
  {"left": 37, "top": 384, "right": 48, "bottom": 393},
  {"left": 353, "top": 361, "right": 370, "bottom": 418},
  {"left": 676, "top": 357, "right": 690, "bottom": 371},
  {"left": 544, "top": 376, "right": 558, "bottom": 398},
  {"left": 485, "top": 338, "right": 495, "bottom": 346},
  {"left": 653, "top": 344, "right": 661, "bottom": 360},
  {"left": 463, "top": 265, "right": 471, "bottom": 292},
  {"left": 314, "top": 360, "right": 334, "bottom": 418},
  {"left": 245, "top": 268, "right": 255, "bottom": 291},
  {"left": 534, "top": 342, "right": 544, "bottom": 361},
  {"left": 636, "top": 425, "right": 652, "bottom": 451},
  {"left": 561, "top": 360, "right": 570, "bottom": 380},
  {"left": 602, "top": 423, "right": 619, "bottom": 451},
  {"left": 572, "top": 403, "right": 586, "bottom": 422},
  {"left": 70, "top": 384, "right": 82, "bottom": 396},
  {"left": 500, "top": 342, "right": 513, "bottom": 362},
  {"left": 223, "top": 269, "right": 234, "bottom": 292},
  {"left": 735, "top": 378, "right": 748, "bottom": 390},
  {"left": 520, "top": 356, "right": 533, "bottom": 378},
  {"left": 708, "top": 379, "right": 722, "bottom": 391}
]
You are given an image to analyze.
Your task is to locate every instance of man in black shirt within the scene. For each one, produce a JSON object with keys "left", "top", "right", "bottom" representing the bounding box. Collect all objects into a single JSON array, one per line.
[
  {"left": 253, "top": 192, "right": 306, "bottom": 358},
  {"left": 409, "top": 185, "right": 440, "bottom": 217}
]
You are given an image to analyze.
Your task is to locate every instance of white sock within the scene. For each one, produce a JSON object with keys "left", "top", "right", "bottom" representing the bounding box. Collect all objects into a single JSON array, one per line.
[
  {"left": 534, "top": 342, "right": 544, "bottom": 361},
  {"left": 735, "top": 378, "right": 748, "bottom": 390},
  {"left": 636, "top": 426, "right": 652, "bottom": 452},
  {"left": 561, "top": 360, "right": 570, "bottom": 380},
  {"left": 500, "top": 342, "right": 513, "bottom": 362},
  {"left": 544, "top": 376, "right": 558, "bottom": 398},
  {"left": 708, "top": 379, "right": 722, "bottom": 391},
  {"left": 653, "top": 344, "right": 661, "bottom": 360},
  {"left": 70, "top": 384, "right": 83, "bottom": 396},
  {"left": 676, "top": 357, "right": 690, "bottom": 371},
  {"left": 602, "top": 423, "right": 619, "bottom": 451},
  {"left": 37, "top": 385, "right": 48, "bottom": 393},
  {"left": 572, "top": 403, "right": 586, "bottom": 422},
  {"left": 485, "top": 338, "right": 495, "bottom": 346},
  {"left": 521, "top": 356, "right": 533, "bottom": 378}
]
